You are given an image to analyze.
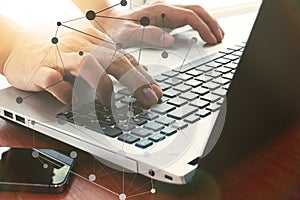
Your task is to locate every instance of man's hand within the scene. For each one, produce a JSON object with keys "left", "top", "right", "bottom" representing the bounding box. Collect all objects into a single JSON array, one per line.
[
  {"left": 3, "top": 27, "right": 162, "bottom": 106},
  {"left": 95, "top": 1, "right": 224, "bottom": 47}
]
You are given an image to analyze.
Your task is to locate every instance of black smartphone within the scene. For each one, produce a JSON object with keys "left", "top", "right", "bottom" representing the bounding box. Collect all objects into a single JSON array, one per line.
[{"left": 0, "top": 147, "right": 75, "bottom": 193}]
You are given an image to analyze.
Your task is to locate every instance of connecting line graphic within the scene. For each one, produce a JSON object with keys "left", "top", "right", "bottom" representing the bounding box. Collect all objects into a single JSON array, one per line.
[
  {"left": 179, "top": 37, "right": 198, "bottom": 72},
  {"left": 14, "top": 1, "right": 166, "bottom": 199}
]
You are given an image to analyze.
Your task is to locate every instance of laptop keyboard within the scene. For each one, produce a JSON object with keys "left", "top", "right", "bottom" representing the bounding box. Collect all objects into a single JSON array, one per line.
[{"left": 57, "top": 44, "right": 245, "bottom": 149}]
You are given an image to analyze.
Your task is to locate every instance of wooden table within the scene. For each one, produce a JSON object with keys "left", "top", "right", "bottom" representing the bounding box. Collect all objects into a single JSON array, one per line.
[{"left": 1, "top": 116, "right": 300, "bottom": 200}]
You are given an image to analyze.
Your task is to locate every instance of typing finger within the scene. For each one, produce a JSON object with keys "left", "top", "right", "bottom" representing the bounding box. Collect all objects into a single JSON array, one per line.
[
  {"left": 178, "top": 5, "right": 224, "bottom": 42},
  {"left": 33, "top": 66, "right": 73, "bottom": 105}
]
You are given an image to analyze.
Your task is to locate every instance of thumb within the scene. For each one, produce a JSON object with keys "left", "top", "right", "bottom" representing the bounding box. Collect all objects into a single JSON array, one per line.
[{"left": 143, "top": 26, "right": 175, "bottom": 47}]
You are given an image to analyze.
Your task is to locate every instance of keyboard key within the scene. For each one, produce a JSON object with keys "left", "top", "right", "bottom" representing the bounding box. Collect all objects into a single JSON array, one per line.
[
  {"left": 228, "top": 45, "right": 242, "bottom": 51},
  {"left": 222, "top": 73, "right": 234, "bottom": 80},
  {"left": 163, "top": 89, "right": 181, "bottom": 98},
  {"left": 202, "top": 82, "right": 221, "bottom": 90},
  {"left": 130, "top": 117, "right": 147, "bottom": 126},
  {"left": 184, "top": 115, "right": 200, "bottom": 123},
  {"left": 167, "top": 105, "right": 198, "bottom": 120},
  {"left": 159, "top": 82, "right": 172, "bottom": 91},
  {"left": 164, "top": 77, "right": 183, "bottom": 86},
  {"left": 206, "top": 103, "right": 221, "bottom": 112},
  {"left": 186, "top": 69, "right": 203, "bottom": 77},
  {"left": 184, "top": 79, "right": 202, "bottom": 88},
  {"left": 139, "top": 112, "right": 159, "bottom": 120},
  {"left": 167, "top": 97, "right": 188, "bottom": 107},
  {"left": 102, "top": 126, "right": 123, "bottom": 137},
  {"left": 160, "top": 127, "right": 177, "bottom": 136},
  {"left": 223, "top": 54, "right": 240, "bottom": 61},
  {"left": 224, "top": 62, "right": 238, "bottom": 69},
  {"left": 219, "top": 49, "right": 235, "bottom": 54},
  {"left": 214, "top": 58, "right": 231, "bottom": 65},
  {"left": 135, "top": 139, "right": 153, "bottom": 149},
  {"left": 189, "top": 99, "right": 210, "bottom": 109},
  {"left": 116, "top": 123, "right": 136, "bottom": 132},
  {"left": 212, "top": 88, "right": 227, "bottom": 97},
  {"left": 154, "top": 74, "right": 168, "bottom": 82},
  {"left": 72, "top": 115, "right": 93, "bottom": 126},
  {"left": 205, "top": 71, "right": 222, "bottom": 78},
  {"left": 196, "top": 110, "right": 211, "bottom": 118},
  {"left": 158, "top": 96, "right": 169, "bottom": 103},
  {"left": 179, "top": 92, "right": 199, "bottom": 101},
  {"left": 118, "top": 134, "right": 140, "bottom": 144},
  {"left": 149, "top": 133, "right": 166, "bottom": 142},
  {"left": 151, "top": 103, "right": 176, "bottom": 114},
  {"left": 57, "top": 111, "right": 76, "bottom": 123},
  {"left": 195, "top": 75, "right": 213, "bottom": 83},
  {"left": 212, "top": 77, "right": 230, "bottom": 85},
  {"left": 192, "top": 87, "right": 210, "bottom": 96},
  {"left": 173, "top": 84, "right": 192, "bottom": 93},
  {"left": 201, "top": 93, "right": 221, "bottom": 103},
  {"left": 196, "top": 65, "right": 213, "bottom": 73},
  {"left": 132, "top": 128, "right": 152, "bottom": 137},
  {"left": 172, "top": 121, "right": 188, "bottom": 130},
  {"left": 205, "top": 61, "right": 222, "bottom": 68},
  {"left": 232, "top": 51, "right": 243, "bottom": 57},
  {"left": 155, "top": 116, "right": 176, "bottom": 126},
  {"left": 215, "top": 67, "right": 232, "bottom": 74},
  {"left": 144, "top": 121, "right": 165, "bottom": 132},
  {"left": 95, "top": 115, "right": 115, "bottom": 126},
  {"left": 162, "top": 71, "right": 179, "bottom": 77},
  {"left": 177, "top": 74, "right": 193, "bottom": 81}
]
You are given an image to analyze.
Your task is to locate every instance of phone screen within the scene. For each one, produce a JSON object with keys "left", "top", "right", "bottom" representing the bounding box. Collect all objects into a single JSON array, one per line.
[{"left": 0, "top": 147, "right": 75, "bottom": 193}]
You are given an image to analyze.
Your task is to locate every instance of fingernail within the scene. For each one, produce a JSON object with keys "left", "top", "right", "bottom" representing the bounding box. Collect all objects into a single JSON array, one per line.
[
  {"left": 151, "top": 84, "right": 163, "bottom": 99},
  {"left": 143, "top": 87, "right": 158, "bottom": 104}
]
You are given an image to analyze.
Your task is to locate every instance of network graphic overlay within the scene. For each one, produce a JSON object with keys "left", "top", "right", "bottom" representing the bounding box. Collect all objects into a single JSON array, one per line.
[{"left": 13, "top": 0, "right": 227, "bottom": 199}]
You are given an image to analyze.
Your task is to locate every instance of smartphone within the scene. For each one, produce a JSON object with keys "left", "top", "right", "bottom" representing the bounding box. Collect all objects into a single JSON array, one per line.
[{"left": 0, "top": 147, "right": 75, "bottom": 193}]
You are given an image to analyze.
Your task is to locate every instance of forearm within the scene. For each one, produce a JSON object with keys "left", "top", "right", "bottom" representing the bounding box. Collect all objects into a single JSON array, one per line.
[
  {"left": 0, "top": 16, "right": 23, "bottom": 74},
  {"left": 72, "top": 0, "right": 113, "bottom": 16}
]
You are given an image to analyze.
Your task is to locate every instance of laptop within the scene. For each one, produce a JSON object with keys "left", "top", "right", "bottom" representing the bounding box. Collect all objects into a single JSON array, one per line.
[{"left": 0, "top": 0, "right": 299, "bottom": 185}]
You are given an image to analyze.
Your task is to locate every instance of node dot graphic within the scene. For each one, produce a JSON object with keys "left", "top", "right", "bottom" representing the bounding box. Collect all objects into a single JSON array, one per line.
[
  {"left": 119, "top": 193, "right": 127, "bottom": 200},
  {"left": 86, "top": 10, "right": 96, "bottom": 21},
  {"left": 32, "top": 150, "right": 39, "bottom": 158},
  {"left": 140, "top": 16, "right": 150, "bottom": 26},
  {"left": 88, "top": 174, "right": 96, "bottom": 182},
  {"left": 51, "top": 37, "right": 59, "bottom": 44},
  {"left": 161, "top": 50, "right": 169, "bottom": 59},
  {"left": 43, "top": 163, "right": 49, "bottom": 169},
  {"left": 70, "top": 151, "right": 78, "bottom": 158},
  {"left": 150, "top": 188, "right": 156, "bottom": 194},
  {"left": 191, "top": 37, "right": 198, "bottom": 44},
  {"left": 57, "top": 21, "right": 62, "bottom": 26},
  {"left": 116, "top": 43, "right": 123, "bottom": 50},
  {"left": 16, "top": 96, "right": 23, "bottom": 104},
  {"left": 120, "top": 0, "right": 127, "bottom": 6},
  {"left": 79, "top": 51, "right": 84, "bottom": 56}
]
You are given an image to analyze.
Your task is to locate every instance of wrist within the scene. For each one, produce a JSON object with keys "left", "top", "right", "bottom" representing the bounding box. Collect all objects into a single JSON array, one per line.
[{"left": 0, "top": 16, "right": 23, "bottom": 74}]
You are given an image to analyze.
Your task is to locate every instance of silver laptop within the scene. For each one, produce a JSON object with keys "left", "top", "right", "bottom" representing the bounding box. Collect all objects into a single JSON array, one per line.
[{"left": 1, "top": 0, "right": 299, "bottom": 184}]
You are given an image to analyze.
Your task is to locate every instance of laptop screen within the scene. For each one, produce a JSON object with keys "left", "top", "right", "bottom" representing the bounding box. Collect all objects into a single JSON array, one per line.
[{"left": 201, "top": 0, "right": 300, "bottom": 173}]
